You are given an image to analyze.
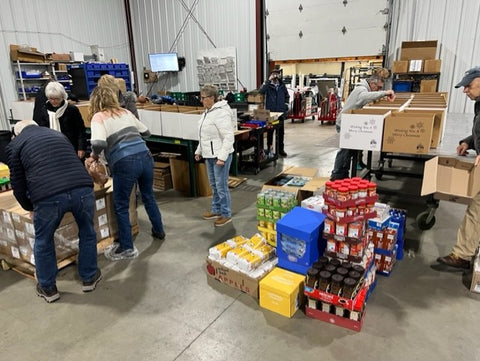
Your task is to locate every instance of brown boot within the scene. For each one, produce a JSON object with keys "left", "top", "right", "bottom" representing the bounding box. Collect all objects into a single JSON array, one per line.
[
  {"left": 436, "top": 253, "right": 470, "bottom": 269},
  {"left": 214, "top": 217, "right": 232, "bottom": 227},
  {"left": 202, "top": 211, "right": 221, "bottom": 220}
]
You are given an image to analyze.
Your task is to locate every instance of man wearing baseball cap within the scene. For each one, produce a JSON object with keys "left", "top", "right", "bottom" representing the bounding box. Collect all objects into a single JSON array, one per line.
[{"left": 437, "top": 66, "right": 480, "bottom": 269}]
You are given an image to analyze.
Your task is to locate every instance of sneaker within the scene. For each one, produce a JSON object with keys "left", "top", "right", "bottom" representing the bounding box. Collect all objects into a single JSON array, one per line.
[
  {"left": 82, "top": 269, "right": 102, "bottom": 292},
  {"left": 36, "top": 283, "right": 60, "bottom": 303},
  {"left": 214, "top": 216, "right": 232, "bottom": 227},
  {"left": 152, "top": 228, "right": 166, "bottom": 240},
  {"left": 105, "top": 245, "right": 139, "bottom": 261},
  {"left": 279, "top": 151, "right": 288, "bottom": 157},
  {"left": 203, "top": 211, "right": 221, "bottom": 220}
]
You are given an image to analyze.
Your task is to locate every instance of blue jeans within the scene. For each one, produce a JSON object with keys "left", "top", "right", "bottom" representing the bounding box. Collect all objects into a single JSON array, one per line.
[
  {"left": 111, "top": 151, "right": 164, "bottom": 250},
  {"left": 206, "top": 154, "right": 232, "bottom": 218},
  {"left": 331, "top": 148, "right": 356, "bottom": 180},
  {"left": 33, "top": 186, "right": 97, "bottom": 289}
]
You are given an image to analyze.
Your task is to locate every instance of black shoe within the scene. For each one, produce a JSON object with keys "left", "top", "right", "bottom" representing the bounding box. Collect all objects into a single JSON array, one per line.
[
  {"left": 152, "top": 228, "right": 166, "bottom": 240},
  {"left": 36, "top": 283, "right": 60, "bottom": 303},
  {"left": 82, "top": 269, "right": 102, "bottom": 292},
  {"left": 279, "top": 151, "right": 287, "bottom": 157}
]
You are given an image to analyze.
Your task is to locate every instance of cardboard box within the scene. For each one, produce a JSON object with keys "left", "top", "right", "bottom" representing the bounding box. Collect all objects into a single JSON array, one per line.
[
  {"left": 253, "top": 108, "right": 272, "bottom": 122},
  {"left": 263, "top": 166, "right": 321, "bottom": 203},
  {"left": 76, "top": 102, "right": 92, "bottom": 128},
  {"left": 381, "top": 112, "right": 434, "bottom": 154},
  {"left": 70, "top": 52, "right": 84, "bottom": 61},
  {"left": 10, "top": 44, "right": 46, "bottom": 62},
  {"left": 48, "top": 53, "right": 71, "bottom": 61},
  {"left": 421, "top": 156, "right": 480, "bottom": 204},
  {"left": 206, "top": 256, "right": 277, "bottom": 299},
  {"left": 305, "top": 306, "right": 366, "bottom": 332},
  {"left": 392, "top": 60, "right": 408, "bottom": 73},
  {"left": 471, "top": 249, "right": 480, "bottom": 293},
  {"left": 420, "top": 79, "right": 438, "bottom": 93},
  {"left": 340, "top": 108, "right": 391, "bottom": 151},
  {"left": 393, "top": 109, "right": 445, "bottom": 148},
  {"left": 276, "top": 207, "right": 326, "bottom": 275},
  {"left": 400, "top": 40, "right": 437, "bottom": 60},
  {"left": 259, "top": 267, "right": 305, "bottom": 318},
  {"left": 424, "top": 59, "right": 441, "bottom": 73},
  {"left": 169, "top": 158, "right": 212, "bottom": 197},
  {"left": 247, "top": 93, "right": 264, "bottom": 104}
]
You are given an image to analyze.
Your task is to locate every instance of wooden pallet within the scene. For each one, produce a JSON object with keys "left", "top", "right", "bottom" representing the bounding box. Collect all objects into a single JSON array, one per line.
[
  {"left": 0, "top": 224, "right": 139, "bottom": 280},
  {"left": 228, "top": 176, "right": 247, "bottom": 188}
]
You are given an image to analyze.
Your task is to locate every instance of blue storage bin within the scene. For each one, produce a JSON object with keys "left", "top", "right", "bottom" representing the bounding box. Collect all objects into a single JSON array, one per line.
[
  {"left": 276, "top": 207, "right": 326, "bottom": 274},
  {"left": 392, "top": 81, "right": 413, "bottom": 92}
]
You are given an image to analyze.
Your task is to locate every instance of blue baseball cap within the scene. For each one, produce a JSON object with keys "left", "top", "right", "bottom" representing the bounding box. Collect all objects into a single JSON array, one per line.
[{"left": 455, "top": 66, "right": 480, "bottom": 88}]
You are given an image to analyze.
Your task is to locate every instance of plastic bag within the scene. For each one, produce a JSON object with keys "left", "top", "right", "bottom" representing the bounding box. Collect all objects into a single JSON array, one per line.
[{"left": 85, "top": 157, "right": 109, "bottom": 187}]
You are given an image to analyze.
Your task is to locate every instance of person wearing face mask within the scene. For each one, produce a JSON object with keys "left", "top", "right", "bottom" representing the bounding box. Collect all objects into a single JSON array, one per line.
[
  {"left": 259, "top": 69, "right": 290, "bottom": 157},
  {"left": 330, "top": 68, "right": 396, "bottom": 180},
  {"left": 436, "top": 67, "right": 480, "bottom": 269}
]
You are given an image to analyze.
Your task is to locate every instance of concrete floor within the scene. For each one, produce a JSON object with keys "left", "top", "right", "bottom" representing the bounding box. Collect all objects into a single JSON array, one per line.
[{"left": 1, "top": 113, "right": 480, "bottom": 361}]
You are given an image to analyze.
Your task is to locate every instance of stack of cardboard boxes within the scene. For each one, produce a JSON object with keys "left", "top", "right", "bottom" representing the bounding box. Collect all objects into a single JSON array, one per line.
[
  {"left": 392, "top": 40, "right": 442, "bottom": 93},
  {"left": 0, "top": 181, "right": 138, "bottom": 275}
]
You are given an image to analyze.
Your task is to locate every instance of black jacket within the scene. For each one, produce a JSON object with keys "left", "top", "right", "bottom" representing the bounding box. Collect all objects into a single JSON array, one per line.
[
  {"left": 460, "top": 99, "right": 480, "bottom": 154},
  {"left": 35, "top": 100, "right": 88, "bottom": 152},
  {"left": 5, "top": 125, "right": 93, "bottom": 211}
]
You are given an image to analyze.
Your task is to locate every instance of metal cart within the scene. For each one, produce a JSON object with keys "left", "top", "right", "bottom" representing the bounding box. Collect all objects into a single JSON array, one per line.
[
  {"left": 288, "top": 89, "right": 318, "bottom": 123},
  {"left": 318, "top": 91, "right": 340, "bottom": 124}
]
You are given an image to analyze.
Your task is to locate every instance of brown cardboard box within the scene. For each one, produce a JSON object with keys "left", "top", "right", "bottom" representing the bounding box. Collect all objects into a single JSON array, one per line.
[
  {"left": 471, "top": 250, "right": 480, "bottom": 293},
  {"left": 247, "top": 93, "right": 264, "bottom": 103},
  {"left": 398, "top": 109, "right": 445, "bottom": 148},
  {"left": 420, "top": 79, "right": 438, "bottom": 93},
  {"left": 47, "top": 53, "right": 71, "bottom": 61},
  {"left": 169, "top": 158, "right": 212, "bottom": 197},
  {"left": 253, "top": 108, "right": 271, "bottom": 121},
  {"left": 382, "top": 113, "right": 435, "bottom": 154},
  {"left": 206, "top": 256, "right": 276, "bottom": 299},
  {"left": 76, "top": 102, "right": 92, "bottom": 127},
  {"left": 421, "top": 156, "right": 480, "bottom": 204},
  {"left": 392, "top": 60, "right": 408, "bottom": 73},
  {"left": 10, "top": 44, "right": 46, "bottom": 62},
  {"left": 424, "top": 59, "right": 442, "bottom": 73},
  {"left": 400, "top": 40, "right": 437, "bottom": 60},
  {"left": 264, "top": 166, "right": 321, "bottom": 203}
]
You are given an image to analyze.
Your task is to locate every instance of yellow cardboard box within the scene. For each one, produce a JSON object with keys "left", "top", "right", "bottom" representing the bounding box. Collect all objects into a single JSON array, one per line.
[{"left": 259, "top": 267, "right": 305, "bottom": 318}]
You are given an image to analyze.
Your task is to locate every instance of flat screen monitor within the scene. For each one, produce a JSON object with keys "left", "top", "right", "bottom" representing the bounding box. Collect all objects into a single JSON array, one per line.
[{"left": 149, "top": 52, "right": 179, "bottom": 72}]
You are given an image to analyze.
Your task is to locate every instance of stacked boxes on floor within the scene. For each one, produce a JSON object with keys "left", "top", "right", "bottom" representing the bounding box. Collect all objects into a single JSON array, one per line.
[
  {"left": 206, "top": 234, "right": 277, "bottom": 299},
  {"left": 0, "top": 187, "right": 113, "bottom": 267},
  {"left": 256, "top": 189, "right": 297, "bottom": 247},
  {"left": 368, "top": 206, "right": 407, "bottom": 275},
  {"left": 302, "top": 177, "right": 379, "bottom": 331}
]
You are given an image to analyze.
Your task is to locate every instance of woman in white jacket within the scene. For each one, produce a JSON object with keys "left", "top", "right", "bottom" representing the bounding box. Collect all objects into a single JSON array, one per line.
[{"left": 195, "top": 85, "right": 235, "bottom": 227}]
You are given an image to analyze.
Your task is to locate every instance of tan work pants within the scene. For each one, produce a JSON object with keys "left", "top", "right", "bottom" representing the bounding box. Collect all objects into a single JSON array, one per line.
[{"left": 452, "top": 191, "right": 480, "bottom": 259}]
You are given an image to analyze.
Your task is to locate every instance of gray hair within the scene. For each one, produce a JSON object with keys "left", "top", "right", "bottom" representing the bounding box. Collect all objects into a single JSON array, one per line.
[
  {"left": 14, "top": 120, "right": 38, "bottom": 136},
  {"left": 45, "top": 81, "right": 68, "bottom": 100},
  {"left": 200, "top": 84, "right": 219, "bottom": 102}
]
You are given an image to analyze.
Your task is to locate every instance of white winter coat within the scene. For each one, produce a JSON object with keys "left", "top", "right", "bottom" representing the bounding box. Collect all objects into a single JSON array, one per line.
[{"left": 195, "top": 100, "right": 235, "bottom": 161}]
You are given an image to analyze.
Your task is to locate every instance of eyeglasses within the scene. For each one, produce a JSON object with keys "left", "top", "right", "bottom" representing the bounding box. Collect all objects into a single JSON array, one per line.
[
  {"left": 48, "top": 97, "right": 62, "bottom": 102},
  {"left": 201, "top": 95, "right": 213, "bottom": 100}
]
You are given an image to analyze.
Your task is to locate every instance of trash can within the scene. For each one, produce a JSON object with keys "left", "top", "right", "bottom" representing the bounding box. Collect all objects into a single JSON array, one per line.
[{"left": 0, "top": 130, "right": 12, "bottom": 164}]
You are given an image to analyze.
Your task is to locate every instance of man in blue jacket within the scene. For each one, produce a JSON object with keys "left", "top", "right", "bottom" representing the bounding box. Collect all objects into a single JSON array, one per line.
[
  {"left": 259, "top": 69, "right": 290, "bottom": 157},
  {"left": 6, "top": 120, "right": 101, "bottom": 303}
]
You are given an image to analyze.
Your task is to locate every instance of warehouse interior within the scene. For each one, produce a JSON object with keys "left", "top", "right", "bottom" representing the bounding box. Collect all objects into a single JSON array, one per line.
[{"left": 1, "top": 1, "right": 480, "bottom": 360}]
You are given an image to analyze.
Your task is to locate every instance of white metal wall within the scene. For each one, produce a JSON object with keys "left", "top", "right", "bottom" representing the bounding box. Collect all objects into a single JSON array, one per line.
[
  {"left": 0, "top": 0, "right": 130, "bottom": 129},
  {"left": 388, "top": 0, "right": 480, "bottom": 113},
  {"left": 129, "top": 0, "right": 257, "bottom": 97}
]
